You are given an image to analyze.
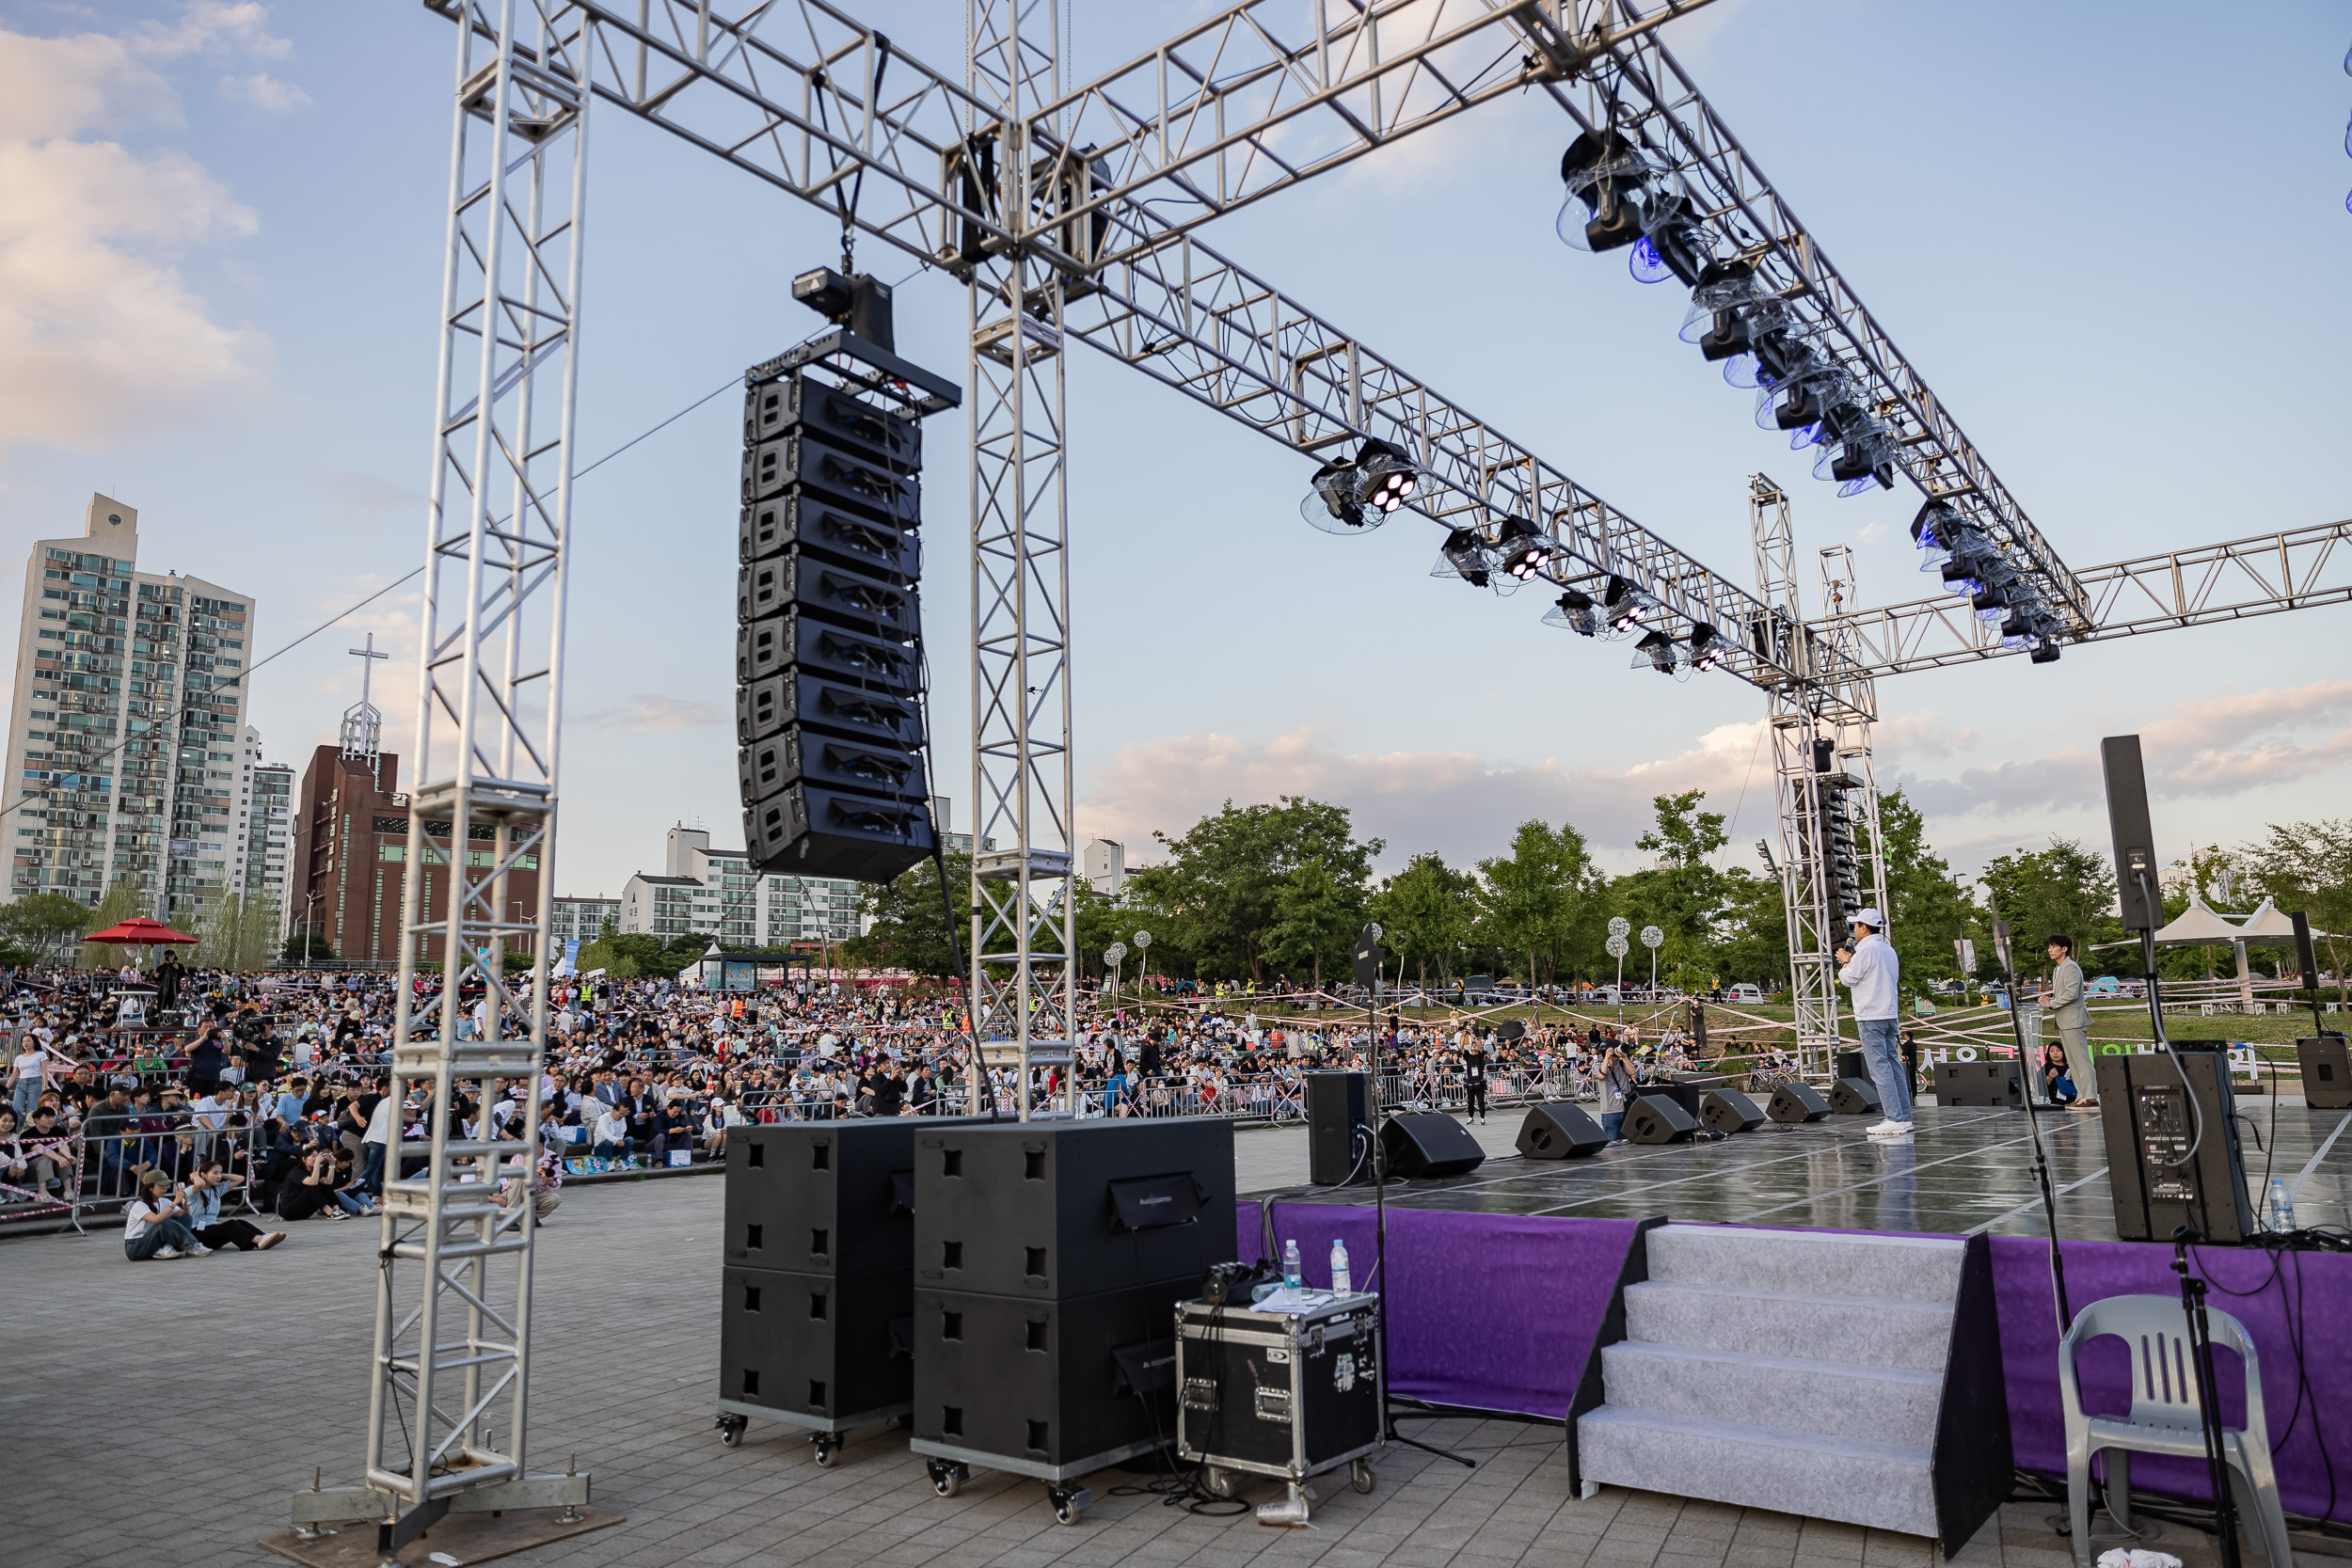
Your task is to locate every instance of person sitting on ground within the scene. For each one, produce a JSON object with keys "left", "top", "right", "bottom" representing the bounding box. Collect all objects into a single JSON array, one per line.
[
  {"left": 184, "top": 1156, "right": 285, "bottom": 1251},
  {"left": 276, "top": 1139, "right": 344, "bottom": 1223},
  {"left": 125, "top": 1168, "right": 209, "bottom": 1259},
  {"left": 2040, "top": 1038, "right": 2078, "bottom": 1108},
  {"left": 590, "top": 1100, "right": 631, "bottom": 1162}
]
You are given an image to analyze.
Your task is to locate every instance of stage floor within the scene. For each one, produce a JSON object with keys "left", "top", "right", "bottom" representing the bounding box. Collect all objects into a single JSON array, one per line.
[{"left": 1257, "top": 1099, "right": 2352, "bottom": 1242}]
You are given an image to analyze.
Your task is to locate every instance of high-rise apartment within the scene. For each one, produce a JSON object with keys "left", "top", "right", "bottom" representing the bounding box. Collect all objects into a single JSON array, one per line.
[
  {"left": 4, "top": 494, "right": 257, "bottom": 914},
  {"left": 236, "top": 726, "right": 295, "bottom": 942}
]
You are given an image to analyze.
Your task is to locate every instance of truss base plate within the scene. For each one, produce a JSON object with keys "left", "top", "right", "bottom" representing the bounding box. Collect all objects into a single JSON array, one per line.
[{"left": 258, "top": 1506, "right": 621, "bottom": 1568}]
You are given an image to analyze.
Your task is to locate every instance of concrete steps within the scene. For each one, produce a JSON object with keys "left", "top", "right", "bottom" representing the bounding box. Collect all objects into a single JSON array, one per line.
[{"left": 1576, "top": 1224, "right": 1966, "bottom": 1541}]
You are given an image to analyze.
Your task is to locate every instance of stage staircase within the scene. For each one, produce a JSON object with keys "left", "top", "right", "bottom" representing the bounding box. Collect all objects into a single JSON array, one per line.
[{"left": 1573, "top": 1224, "right": 2008, "bottom": 1549}]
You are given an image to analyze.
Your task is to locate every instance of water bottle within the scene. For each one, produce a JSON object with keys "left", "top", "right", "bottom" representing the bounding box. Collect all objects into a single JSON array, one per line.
[
  {"left": 2267, "top": 1178, "right": 2296, "bottom": 1234},
  {"left": 1281, "top": 1237, "right": 1301, "bottom": 1291},
  {"left": 1329, "top": 1239, "right": 1351, "bottom": 1296}
]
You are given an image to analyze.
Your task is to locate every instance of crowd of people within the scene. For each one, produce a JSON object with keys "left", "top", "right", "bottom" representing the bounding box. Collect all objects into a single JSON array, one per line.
[{"left": 3, "top": 960, "right": 1814, "bottom": 1263}]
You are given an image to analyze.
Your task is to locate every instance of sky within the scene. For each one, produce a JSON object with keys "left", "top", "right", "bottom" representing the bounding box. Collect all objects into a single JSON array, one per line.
[{"left": 0, "top": 0, "right": 2346, "bottom": 903}]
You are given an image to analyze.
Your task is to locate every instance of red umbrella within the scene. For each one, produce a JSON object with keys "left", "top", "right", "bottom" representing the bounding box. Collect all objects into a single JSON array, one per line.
[{"left": 83, "top": 917, "right": 199, "bottom": 948}]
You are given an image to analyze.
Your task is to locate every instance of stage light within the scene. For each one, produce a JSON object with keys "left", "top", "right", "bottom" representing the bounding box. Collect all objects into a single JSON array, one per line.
[
  {"left": 2029, "top": 638, "right": 2062, "bottom": 664},
  {"left": 1601, "top": 574, "right": 1657, "bottom": 632},
  {"left": 1299, "top": 437, "right": 1420, "bottom": 534},
  {"left": 1631, "top": 630, "right": 1678, "bottom": 674},
  {"left": 1688, "top": 623, "right": 1725, "bottom": 672},
  {"left": 1629, "top": 236, "right": 1672, "bottom": 284},
  {"left": 1544, "top": 588, "right": 1599, "bottom": 637},
  {"left": 1912, "top": 502, "right": 1957, "bottom": 569},
  {"left": 1433, "top": 528, "right": 1493, "bottom": 589},
  {"left": 1557, "top": 132, "right": 1673, "bottom": 253},
  {"left": 1492, "top": 515, "right": 1552, "bottom": 581},
  {"left": 1756, "top": 368, "right": 1842, "bottom": 436}
]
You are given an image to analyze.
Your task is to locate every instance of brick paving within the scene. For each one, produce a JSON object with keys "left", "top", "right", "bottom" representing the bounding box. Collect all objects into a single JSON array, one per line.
[{"left": 0, "top": 1131, "right": 2242, "bottom": 1568}]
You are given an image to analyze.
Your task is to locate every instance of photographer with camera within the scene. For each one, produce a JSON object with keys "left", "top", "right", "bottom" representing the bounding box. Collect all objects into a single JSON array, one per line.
[{"left": 123, "top": 1169, "right": 208, "bottom": 1260}]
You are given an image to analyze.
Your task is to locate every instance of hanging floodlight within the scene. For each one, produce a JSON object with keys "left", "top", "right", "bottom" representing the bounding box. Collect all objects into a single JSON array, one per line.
[
  {"left": 2029, "top": 638, "right": 2062, "bottom": 664},
  {"left": 1556, "top": 131, "right": 1675, "bottom": 253},
  {"left": 1912, "top": 501, "right": 1957, "bottom": 570},
  {"left": 1433, "top": 528, "right": 1493, "bottom": 589},
  {"left": 1544, "top": 588, "right": 1599, "bottom": 637},
  {"left": 1299, "top": 437, "right": 1420, "bottom": 534},
  {"left": 1491, "top": 515, "right": 1552, "bottom": 581},
  {"left": 1756, "top": 366, "right": 1844, "bottom": 445},
  {"left": 1688, "top": 622, "right": 1726, "bottom": 672},
  {"left": 1630, "top": 629, "right": 1678, "bottom": 674},
  {"left": 1601, "top": 574, "right": 1658, "bottom": 635}
]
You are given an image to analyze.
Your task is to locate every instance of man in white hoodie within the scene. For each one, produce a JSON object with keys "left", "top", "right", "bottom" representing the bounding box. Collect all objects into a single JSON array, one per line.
[{"left": 1836, "top": 908, "right": 1911, "bottom": 1140}]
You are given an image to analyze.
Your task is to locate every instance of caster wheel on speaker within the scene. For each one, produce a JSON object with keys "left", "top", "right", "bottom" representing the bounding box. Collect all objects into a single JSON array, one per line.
[
  {"left": 1200, "top": 1466, "right": 1236, "bottom": 1499},
  {"left": 927, "top": 1460, "right": 965, "bottom": 1498},
  {"left": 1349, "top": 1459, "right": 1376, "bottom": 1495},
  {"left": 1047, "top": 1484, "right": 1089, "bottom": 1526},
  {"left": 716, "top": 1416, "right": 748, "bottom": 1449},
  {"left": 811, "top": 1434, "right": 840, "bottom": 1468}
]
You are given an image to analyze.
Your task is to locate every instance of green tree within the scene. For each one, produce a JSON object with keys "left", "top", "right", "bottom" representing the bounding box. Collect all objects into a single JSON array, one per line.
[
  {"left": 851, "top": 852, "right": 972, "bottom": 979},
  {"left": 1710, "top": 865, "right": 1789, "bottom": 990},
  {"left": 1979, "top": 837, "right": 2120, "bottom": 978},
  {"left": 0, "top": 891, "right": 96, "bottom": 966},
  {"left": 1877, "top": 788, "right": 1976, "bottom": 990},
  {"left": 282, "top": 930, "right": 336, "bottom": 963},
  {"left": 1476, "top": 819, "right": 1598, "bottom": 986},
  {"left": 1370, "top": 852, "right": 1475, "bottom": 989},
  {"left": 1630, "top": 790, "right": 1729, "bottom": 985},
  {"left": 1126, "top": 798, "right": 1381, "bottom": 983},
  {"left": 1267, "top": 855, "right": 1356, "bottom": 991},
  {"left": 2239, "top": 817, "right": 2352, "bottom": 1007}
]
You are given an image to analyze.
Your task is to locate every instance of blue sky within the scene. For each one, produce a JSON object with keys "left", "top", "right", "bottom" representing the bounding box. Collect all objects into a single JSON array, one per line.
[{"left": 0, "top": 0, "right": 2346, "bottom": 901}]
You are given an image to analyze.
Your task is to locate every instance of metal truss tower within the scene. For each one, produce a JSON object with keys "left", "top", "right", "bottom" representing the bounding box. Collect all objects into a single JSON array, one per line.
[
  {"left": 1750, "top": 477, "right": 1886, "bottom": 1072},
  {"left": 965, "top": 0, "right": 1076, "bottom": 1118},
  {"left": 310, "top": 0, "right": 593, "bottom": 1551}
]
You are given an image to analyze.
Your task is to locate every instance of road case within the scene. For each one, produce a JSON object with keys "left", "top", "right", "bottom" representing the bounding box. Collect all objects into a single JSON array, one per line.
[{"left": 1175, "top": 1291, "right": 1382, "bottom": 1519}]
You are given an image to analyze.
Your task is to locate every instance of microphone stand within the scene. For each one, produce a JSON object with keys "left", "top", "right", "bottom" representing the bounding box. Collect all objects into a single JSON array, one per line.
[
  {"left": 1992, "top": 917, "right": 2072, "bottom": 1333},
  {"left": 2170, "top": 1225, "right": 2244, "bottom": 1568}
]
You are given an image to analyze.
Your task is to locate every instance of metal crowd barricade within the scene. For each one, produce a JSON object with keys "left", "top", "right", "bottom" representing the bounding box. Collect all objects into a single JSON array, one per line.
[
  {"left": 24, "top": 1118, "right": 272, "bottom": 1233},
  {"left": 0, "top": 1131, "right": 86, "bottom": 1234}
]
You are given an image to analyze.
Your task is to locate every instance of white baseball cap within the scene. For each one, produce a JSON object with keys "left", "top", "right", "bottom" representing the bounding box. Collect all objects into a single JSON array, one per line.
[{"left": 1851, "top": 908, "right": 1885, "bottom": 929}]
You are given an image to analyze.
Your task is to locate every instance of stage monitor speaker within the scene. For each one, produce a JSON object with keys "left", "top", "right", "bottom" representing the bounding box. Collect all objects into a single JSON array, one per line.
[
  {"left": 1306, "top": 1071, "right": 1372, "bottom": 1185},
  {"left": 1624, "top": 1094, "right": 1698, "bottom": 1145},
  {"left": 1379, "top": 1112, "right": 1486, "bottom": 1178},
  {"left": 1933, "top": 1060, "right": 2024, "bottom": 1109},
  {"left": 2101, "top": 735, "right": 2162, "bottom": 930},
  {"left": 2298, "top": 1036, "right": 2352, "bottom": 1110},
  {"left": 1767, "top": 1083, "right": 1831, "bottom": 1123},
  {"left": 1517, "top": 1102, "right": 1610, "bottom": 1160},
  {"left": 1700, "top": 1088, "right": 1766, "bottom": 1134},
  {"left": 1835, "top": 1050, "right": 1869, "bottom": 1084},
  {"left": 914, "top": 1118, "right": 1236, "bottom": 1299},
  {"left": 1829, "top": 1077, "right": 1882, "bottom": 1116},
  {"left": 2096, "top": 1049, "right": 2253, "bottom": 1243}
]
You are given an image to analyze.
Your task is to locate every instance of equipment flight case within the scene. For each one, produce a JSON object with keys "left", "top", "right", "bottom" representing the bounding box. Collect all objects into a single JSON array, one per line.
[{"left": 1175, "top": 1291, "right": 1382, "bottom": 1520}]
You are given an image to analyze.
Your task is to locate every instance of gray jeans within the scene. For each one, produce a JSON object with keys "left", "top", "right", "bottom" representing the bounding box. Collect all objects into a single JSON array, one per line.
[{"left": 1857, "top": 1018, "right": 1913, "bottom": 1122}]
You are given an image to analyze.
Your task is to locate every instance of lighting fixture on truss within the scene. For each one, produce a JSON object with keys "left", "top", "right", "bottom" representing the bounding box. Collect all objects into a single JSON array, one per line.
[
  {"left": 1432, "top": 528, "right": 1494, "bottom": 589},
  {"left": 1601, "top": 574, "right": 1657, "bottom": 638},
  {"left": 1556, "top": 131, "right": 1679, "bottom": 254},
  {"left": 1912, "top": 501, "right": 1957, "bottom": 569},
  {"left": 1491, "top": 515, "right": 1554, "bottom": 582},
  {"left": 1544, "top": 587, "right": 1599, "bottom": 637},
  {"left": 1631, "top": 629, "right": 1679, "bottom": 675},
  {"left": 1688, "top": 622, "right": 1726, "bottom": 672},
  {"left": 1300, "top": 436, "right": 1420, "bottom": 533}
]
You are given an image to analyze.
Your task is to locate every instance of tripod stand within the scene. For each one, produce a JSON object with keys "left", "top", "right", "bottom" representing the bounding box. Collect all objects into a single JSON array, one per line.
[{"left": 1991, "top": 916, "right": 2073, "bottom": 1333}]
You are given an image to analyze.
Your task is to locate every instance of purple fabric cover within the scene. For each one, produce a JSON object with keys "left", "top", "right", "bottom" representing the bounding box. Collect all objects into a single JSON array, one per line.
[
  {"left": 1990, "top": 1237, "right": 2352, "bottom": 1522},
  {"left": 1240, "top": 1201, "right": 1639, "bottom": 1418}
]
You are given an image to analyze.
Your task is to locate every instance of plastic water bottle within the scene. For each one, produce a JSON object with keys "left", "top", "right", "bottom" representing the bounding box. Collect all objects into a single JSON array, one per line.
[
  {"left": 1281, "top": 1237, "right": 1301, "bottom": 1291},
  {"left": 1330, "top": 1239, "right": 1352, "bottom": 1296},
  {"left": 2267, "top": 1178, "right": 2296, "bottom": 1234}
]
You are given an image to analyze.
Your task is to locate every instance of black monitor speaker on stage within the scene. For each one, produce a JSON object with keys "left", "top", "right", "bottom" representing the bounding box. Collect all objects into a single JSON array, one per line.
[
  {"left": 2297, "top": 1036, "right": 2352, "bottom": 1110},
  {"left": 1306, "top": 1070, "right": 1372, "bottom": 1184},
  {"left": 1829, "top": 1077, "right": 1882, "bottom": 1115},
  {"left": 1700, "top": 1088, "right": 1766, "bottom": 1134},
  {"left": 1767, "top": 1083, "right": 1831, "bottom": 1123},
  {"left": 1835, "top": 1049, "right": 1869, "bottom": 1084},
  {"left": 2096, "top": 1049, "right": 2253, "bottom": 1243},
  {"left": 1378, "top": 1112, "right": 1486, "bottom": 1177},
  {"left": 1518, "top": 1102, "right": 1610, "bottom": 1160},
  {"left": 2102, "top": 735, "right": 2161, "bottom": 929},
  {"left": 1624, "top": 1093, "right": 1698, "bottom": 1145}
]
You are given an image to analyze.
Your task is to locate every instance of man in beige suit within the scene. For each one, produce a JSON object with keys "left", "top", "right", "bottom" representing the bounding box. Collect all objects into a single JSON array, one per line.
[{"left": 2044, "top": 934, "right": 2089, "bottom": 1102}]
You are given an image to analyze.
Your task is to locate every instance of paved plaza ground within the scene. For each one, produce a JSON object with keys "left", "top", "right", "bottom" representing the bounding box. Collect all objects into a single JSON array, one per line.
[{"left": 1, "top": 1121, "right": 2259, "bottom": 1568}]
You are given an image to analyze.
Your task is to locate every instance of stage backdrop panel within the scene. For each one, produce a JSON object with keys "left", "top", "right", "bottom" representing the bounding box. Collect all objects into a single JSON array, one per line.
[
  {"left": 1990, "top": 1236, "right": 2352, "bottom": 1525},
  {"left": 1244, "top": 1202, "right": 1642, "bottom": 1419}
]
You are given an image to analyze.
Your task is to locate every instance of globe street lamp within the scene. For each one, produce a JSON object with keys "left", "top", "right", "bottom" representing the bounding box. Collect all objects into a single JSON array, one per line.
[
  {"left": 1104, "top": 942, "right": 1127, "bottom": 1003},
  {"left": 1606, "top": 932, "right": 1629, "bottom": 1020},
  {"left": 1641, "top": 925, "right": 1664, "bottom": 998}
]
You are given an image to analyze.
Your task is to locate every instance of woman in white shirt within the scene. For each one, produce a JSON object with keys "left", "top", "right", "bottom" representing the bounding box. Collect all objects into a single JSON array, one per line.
[{"left": 123, "top": 1170, "right": 209, "bottom": 1260}]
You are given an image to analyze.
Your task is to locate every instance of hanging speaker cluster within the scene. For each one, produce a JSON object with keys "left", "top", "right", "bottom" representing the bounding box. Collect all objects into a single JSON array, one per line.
[{"left": 737, "top": 293, "right": 961, "bottom": 881}]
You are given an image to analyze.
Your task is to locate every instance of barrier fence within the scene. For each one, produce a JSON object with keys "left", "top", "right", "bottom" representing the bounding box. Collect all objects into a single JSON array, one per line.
[{"left": 0, "top": 1117, "right": 275, "bottom": 1237}]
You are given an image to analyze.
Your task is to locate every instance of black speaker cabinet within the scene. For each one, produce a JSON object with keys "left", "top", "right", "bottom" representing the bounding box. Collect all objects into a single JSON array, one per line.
[
  {"left": 1700, "top": 1088, "right": 1766, "bottom": 1134},
  {"left": 1830, "top": 1077, "right": 1883, "bottom": 1115},
  {"left": 1836, "top": 1049, "right": 1869, "bottom": 1084},
  {"left": 1767, "top": 1083, "right": 1831, "bottom": 1123},
  {"left": 1624, "top": 1094, "right": 1699, "bottom": 1145},
  {"left": 721, "top": 1264, "right": 914, "bottom": 1427},
  {"left": 1378, "top": 1112, "right": 1486, "bottom": 1177},
  {"left": 2096, "top": 1050, "right": 2254, "bottom": 1244},
  {"left": 1648, "top": 1079, "right": 1707, "bottom": 1119},
  {"left": 911, "top": 1278, "right": 1189, "bottom": 1477},
  {"left": 2299, "top": 1035, "right": 2352, "bottom": 1109},
  {"left": 1933, "top": 1060, "right": 2024, "bottom": 1109},
  {"left": 725, "top": 1118, "right": 935, "bottom": 1275},
  {"left": 914, "top": 1118, "right": 1236, "bottom": 1299},
  {"left": 1517, "top": 1102, "right": 1610, "bottom": 1160},
  {"left": 1306, "top": 1070, "right": 1372, "bottom": 1184}
]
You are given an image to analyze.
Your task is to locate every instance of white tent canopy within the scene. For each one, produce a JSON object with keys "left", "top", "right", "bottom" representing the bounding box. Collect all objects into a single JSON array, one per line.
[{"left": 2234, "top": 897, "right": 2334, "bottom": 947}]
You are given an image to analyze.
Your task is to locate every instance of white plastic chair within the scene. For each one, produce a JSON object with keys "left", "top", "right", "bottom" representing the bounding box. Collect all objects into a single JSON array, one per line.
[{"left": 2059, "top": 1293, "right": 2295, "bottom": 1566}]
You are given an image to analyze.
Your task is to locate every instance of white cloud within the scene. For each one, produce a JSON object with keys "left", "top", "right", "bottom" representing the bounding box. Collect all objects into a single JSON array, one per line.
[
  {"left": 0, "top": 11, "right": 278, "bottom": 452},
  {"left": 582, "top": 694, "right": 726, "bottom": 735},
  {"left": 219, "top": 71, "right": 310, "bottom": 112}
]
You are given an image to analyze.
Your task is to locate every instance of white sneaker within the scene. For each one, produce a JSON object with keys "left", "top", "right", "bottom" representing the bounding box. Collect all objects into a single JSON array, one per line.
[
  {"left": 152, "top": 1246, "right": 183, "bottom": 1259},
  {"left": 1868, "top": 1119, "right": 1915, "bottom": 1140},
  {"left": 188, "top": 1243, "right": 214, "bottom": 1256}
]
